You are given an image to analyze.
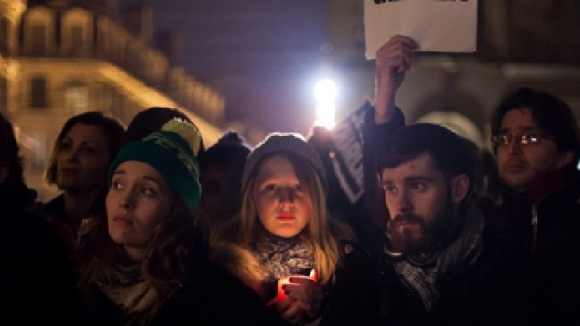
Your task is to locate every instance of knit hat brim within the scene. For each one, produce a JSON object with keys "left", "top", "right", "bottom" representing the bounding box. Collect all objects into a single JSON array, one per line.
[
  {"left": 241, "top": 133, "right": 326, "bottom": 191},
  {"left": 108, "top": 134, "right": 201, "bottom": 212}
]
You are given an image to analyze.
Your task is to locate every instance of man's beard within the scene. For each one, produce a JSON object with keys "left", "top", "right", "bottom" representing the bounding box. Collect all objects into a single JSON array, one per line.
[{"left": 386, "top": 193, "right": 454, "bottom": 256}]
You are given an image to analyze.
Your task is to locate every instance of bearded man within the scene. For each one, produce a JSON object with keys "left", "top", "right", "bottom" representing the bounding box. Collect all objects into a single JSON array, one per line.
[{"left": 374, "top": 123, "right": 492, "bottom": 326}]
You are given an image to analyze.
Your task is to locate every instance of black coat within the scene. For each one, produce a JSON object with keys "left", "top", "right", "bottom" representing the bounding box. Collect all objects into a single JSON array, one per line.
[
  {"left": 320, "top": 236, "right": 495, "bottom": 326},
  {"left": 0, "top": 211, "right": 82, "bottom": 325}
]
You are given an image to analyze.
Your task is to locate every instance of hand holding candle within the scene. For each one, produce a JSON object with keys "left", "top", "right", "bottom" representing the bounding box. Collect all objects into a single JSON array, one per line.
[
  {"left": 272, "top": 269, "right": 323, "bottom": 322},
  {"left": 276, "top": 268, "right": 319, "bottom": 302}
]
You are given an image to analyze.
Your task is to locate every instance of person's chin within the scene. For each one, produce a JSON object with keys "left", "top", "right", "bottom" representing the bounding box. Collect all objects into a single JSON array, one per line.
[
  {"left": 503, "top": 175, "right": 532, "bottom": 192},
  {"left": 272, "top": 227, "right": 301, "bottom": 239}
]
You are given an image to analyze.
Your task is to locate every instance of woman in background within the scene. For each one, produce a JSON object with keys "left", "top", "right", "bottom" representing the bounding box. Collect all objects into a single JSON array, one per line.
[{"left": 44, "top": 111, "right": 125, "bottom": 244}]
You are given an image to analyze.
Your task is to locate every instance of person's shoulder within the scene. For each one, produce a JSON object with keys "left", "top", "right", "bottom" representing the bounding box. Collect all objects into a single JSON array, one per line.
[
  {"left": 43, "top": 194, "right": 66, "bottom": 218},
  {"left": 336, "top": 238, "right": 378, "bottom": 274}
]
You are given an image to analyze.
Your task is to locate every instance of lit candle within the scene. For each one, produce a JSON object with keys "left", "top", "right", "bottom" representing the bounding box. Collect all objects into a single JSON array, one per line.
[{"left": 275, "top": 269, "right": 318, "bottom": 302}]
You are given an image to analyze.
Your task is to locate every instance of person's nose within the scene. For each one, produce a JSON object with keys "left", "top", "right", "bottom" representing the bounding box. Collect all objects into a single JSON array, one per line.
[
  {"left": 278, "top": 187, "right": 295, "bottom": 208},
  {"left": 507, "top": 137, "right": 523, "bottom": 156},
  {"left": 395, "top": 189, "right": 413, "bottom": 215},
  {"left": 62, "top": 146, "right": 81, "bottom": 162},
  {"left": 118, "top": 188, "right": 137, "bottom": 210}
]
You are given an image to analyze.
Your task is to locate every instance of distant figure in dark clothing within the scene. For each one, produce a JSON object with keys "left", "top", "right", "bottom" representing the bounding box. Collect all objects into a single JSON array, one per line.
[
  {"left": 0, "top": 112, "right": 82, "bottom": 325},
  {"left": 197, "top": 129, "right": 251, "bottom": 230}
]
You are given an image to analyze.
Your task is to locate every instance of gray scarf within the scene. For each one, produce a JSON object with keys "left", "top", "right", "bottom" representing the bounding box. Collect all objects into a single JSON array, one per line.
[
  {"left": 252, "top": 233, "right": 315, "bottom": 283},
  {"left": 392, "top": 203, "right": 484, "bottom": 312}
]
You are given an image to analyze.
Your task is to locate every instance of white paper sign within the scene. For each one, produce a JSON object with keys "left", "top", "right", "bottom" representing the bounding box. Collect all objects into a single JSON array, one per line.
[{"left": 364, "top": 0, "right": 478, "bottom": 59}]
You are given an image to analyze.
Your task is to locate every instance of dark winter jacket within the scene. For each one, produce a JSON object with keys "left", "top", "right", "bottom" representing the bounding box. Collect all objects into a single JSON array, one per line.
[
  {"left": 321, "top": 204, "right": 494, "bottom": 326},
  {"left": 0, "top": 184, "right": 82, "bottom": 325},
  {"left": 479, "top": 168, "right": 580, "bottom": 326}
]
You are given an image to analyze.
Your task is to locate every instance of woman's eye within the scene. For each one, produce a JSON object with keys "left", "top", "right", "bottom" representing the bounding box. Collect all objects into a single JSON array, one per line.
[
  {"left": 264, "top": 184, "right": 276, "bottom": 191},
  {"left": 384, "top": 186, "right": 397, "bottom": 195},
  {"left": 111, "top": 180, "right": 123, "bottom": 190},
  {"left": 141, "top": 187, "right": 157, "bottom": 197}
]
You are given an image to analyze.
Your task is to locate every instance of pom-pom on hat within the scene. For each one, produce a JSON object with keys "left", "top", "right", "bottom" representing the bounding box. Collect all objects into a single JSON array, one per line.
[
  {"left": 123, "top": 107, "right": 205, "bottom": 154},
  {"left": 109, "top": 118, "right": 202, "bottom": 212},
  {"left": 241, "top": 132, "right": 325, "bottom": 191}
]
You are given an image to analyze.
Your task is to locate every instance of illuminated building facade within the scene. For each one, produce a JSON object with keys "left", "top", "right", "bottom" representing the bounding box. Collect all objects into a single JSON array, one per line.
[{"left": 1, "top": 0, "right": 225, "bottom": 200}]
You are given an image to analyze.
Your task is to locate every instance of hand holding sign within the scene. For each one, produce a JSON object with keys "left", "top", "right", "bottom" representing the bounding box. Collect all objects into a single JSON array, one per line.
[
  {"left": 374, "top": 35, "right": 417, "bottom": 123},
  {"left": 364, "top": 0, "right": 478, "bottom": 59}
]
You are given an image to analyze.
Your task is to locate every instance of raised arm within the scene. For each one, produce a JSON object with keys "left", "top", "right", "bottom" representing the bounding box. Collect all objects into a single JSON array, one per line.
[{"left": 374, "top": 35, "right": 418, "bottom": 124}]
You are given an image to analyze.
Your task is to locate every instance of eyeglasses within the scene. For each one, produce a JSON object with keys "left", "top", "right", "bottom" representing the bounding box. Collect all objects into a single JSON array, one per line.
[{"left": 491, "top": 132, "right": 556, "bottom": 148}]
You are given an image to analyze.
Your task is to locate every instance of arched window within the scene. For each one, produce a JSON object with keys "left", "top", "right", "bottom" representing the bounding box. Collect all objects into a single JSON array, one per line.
[
  {"left": 64, "top": 82, "right": 88, "bottom": 114},
  {"left": 30, "top": 23, "right": 48, "bottom": 55},
  {"left": 24, "top": 8, "right": 54, "bottom": 56},
  {"left": 62, "top": 9, "right": 92, "bottom": 56}
]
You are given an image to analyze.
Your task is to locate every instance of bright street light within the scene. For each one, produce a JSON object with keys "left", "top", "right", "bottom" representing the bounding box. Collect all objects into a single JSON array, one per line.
[{"left": 313, "top": 79, "right": 337, "bottom": 129}]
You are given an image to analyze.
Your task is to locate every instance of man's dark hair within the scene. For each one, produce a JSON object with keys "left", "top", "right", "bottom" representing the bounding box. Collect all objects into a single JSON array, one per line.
[
  {"left": 490, "top": 87, "right": 580, "bottom": 164},
  {"left": 376, "top": 123, "right": 476, "bottom": 196}
]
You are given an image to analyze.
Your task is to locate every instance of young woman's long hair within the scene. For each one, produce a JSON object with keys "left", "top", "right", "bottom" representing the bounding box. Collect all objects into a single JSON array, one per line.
[
  {"left": 211, "top": 153, "right": 354, "bottom": 287},
  {"left": 77, "top": 192, "right": 201, "bottom": 295}
]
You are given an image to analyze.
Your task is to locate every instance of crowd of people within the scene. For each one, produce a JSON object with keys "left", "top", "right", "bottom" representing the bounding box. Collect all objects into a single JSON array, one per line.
[{"left": 1, "top": 35, "right": 579, "bottom": 326}]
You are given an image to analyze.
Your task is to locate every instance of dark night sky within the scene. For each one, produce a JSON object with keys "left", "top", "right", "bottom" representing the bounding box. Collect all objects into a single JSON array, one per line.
[{"left": 121, "top": 0, "right": 330, "bottom": 135}]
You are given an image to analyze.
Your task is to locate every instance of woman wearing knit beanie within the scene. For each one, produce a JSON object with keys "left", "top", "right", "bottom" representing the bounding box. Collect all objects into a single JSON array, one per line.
[
  {"left": 210, "top": 132, "right": 372, "bottom": 325},
  {"left": 76, "top": 119, "right": 284, "bottom": 326}
]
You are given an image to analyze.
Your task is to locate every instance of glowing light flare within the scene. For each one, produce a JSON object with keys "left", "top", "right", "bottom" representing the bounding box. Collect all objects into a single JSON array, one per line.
[{"left": 313, "top": 79, "right": 337, "bottom": 130}]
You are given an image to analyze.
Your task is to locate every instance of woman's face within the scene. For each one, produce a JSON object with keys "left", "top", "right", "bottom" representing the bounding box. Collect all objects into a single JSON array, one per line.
[
  {"left": 252, "top": 155, "right": 312, "bottom": 238},
  {"left": 106, "top": 161, "right": 172, "bottom": 261},
  {"left": 56, "top": 123, "right": 111, "bottom": 193}
]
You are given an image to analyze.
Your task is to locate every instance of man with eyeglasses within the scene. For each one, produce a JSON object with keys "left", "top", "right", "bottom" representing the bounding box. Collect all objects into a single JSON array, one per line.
[{"left": 481, "top": 87, "right": 580, "bottom": 326}]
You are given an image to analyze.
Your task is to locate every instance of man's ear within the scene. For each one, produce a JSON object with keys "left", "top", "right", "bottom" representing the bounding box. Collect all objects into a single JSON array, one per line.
[
  {"left": 556, "top": 150, "right": 575, "bottom": 169},
  {"left": 450, "top": 174, "right": 470, "bottom": 203},
  {"left": 0, "top": 162, "right": 9, "bottom": 184}
]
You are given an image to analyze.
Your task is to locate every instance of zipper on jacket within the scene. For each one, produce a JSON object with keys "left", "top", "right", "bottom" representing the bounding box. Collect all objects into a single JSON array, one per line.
[{"left": 531, "top": 205, "right": 538, "bottom": 252}]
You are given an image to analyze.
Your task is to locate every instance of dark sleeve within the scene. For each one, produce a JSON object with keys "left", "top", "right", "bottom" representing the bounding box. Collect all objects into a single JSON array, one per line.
[
  {"left": 362, "top": 104, "right": 405, "bottom": 232},
  {"left": 362, "top": 104, "right": 406, "bottom": 154},
  {"left": 320, "top": 243, "right": 382, "bottom": 326}
]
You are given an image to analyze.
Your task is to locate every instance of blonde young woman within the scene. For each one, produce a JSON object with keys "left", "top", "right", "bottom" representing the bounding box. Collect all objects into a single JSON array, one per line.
[{"left": 211, "top": 133, "right": 376, "bottom": 325}]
